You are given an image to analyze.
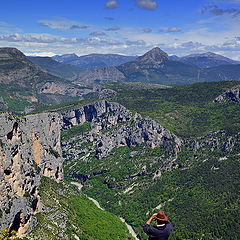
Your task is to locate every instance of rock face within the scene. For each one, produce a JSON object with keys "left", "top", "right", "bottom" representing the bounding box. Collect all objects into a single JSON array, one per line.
[
  {"left": 214, "top": 85, "right": 240, "bottom": 103},
  {"left": 61, "top": 100, "right": 181, "bottom": 159},
  {"left": 0, "top": 112, "right": 63, "bottom": 236},
  {"left": 40, "top": 82, "right": 93, "bottom": 96},
  {"left": 73, "top": 66, "right": 126, "bottom": 84}
]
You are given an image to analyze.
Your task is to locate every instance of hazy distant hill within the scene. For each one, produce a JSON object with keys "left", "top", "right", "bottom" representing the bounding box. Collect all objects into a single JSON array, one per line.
[
  {"left": 52, "top": 53, "right": 137, "bottom": 70},
  {"left": 175, "top": 52, "right": 239, "bottom": 68},
  {"left": 0, "top": 48, "right": 94, "bottom": 113},
  {"left": 28, "top": 56, "right": 83, "bottom": 80},
  {"left": 203, "top": 64, "right": 240, "bottom": 82}
]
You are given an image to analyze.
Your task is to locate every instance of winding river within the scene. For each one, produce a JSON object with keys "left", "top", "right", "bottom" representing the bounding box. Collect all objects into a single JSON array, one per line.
[{"left": 71, "top": 182, "right": 139, "bottom": 240}]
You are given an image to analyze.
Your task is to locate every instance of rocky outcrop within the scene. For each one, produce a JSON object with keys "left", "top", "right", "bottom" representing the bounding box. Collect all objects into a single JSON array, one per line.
[
  {"left": 214, "top": 85, "right": 240, "bottom": 103},
  {"left": 185, "top": 130, "right": 240, "bottom": 153},
  {"left": 0, "top": 112, "right": 63, "bottom": 236},
  {"left": 61, "top": 100, "right": 182, "bottom": 159},
  {"left": 40, "top": 82, "right": 93, "bottom": 97},
  {"left": 61, "top": 100, "right": 132, "bottom": 129},
  {"left": 73, "top": 66, "right": 126, "bottom": 84}
]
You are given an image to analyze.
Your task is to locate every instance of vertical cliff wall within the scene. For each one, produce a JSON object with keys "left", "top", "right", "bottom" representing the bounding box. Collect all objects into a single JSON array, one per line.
[
  {"left": 0, "top": 112, "right": 63, "bottom": 236},
  {"left": 61, "top": 100, "right": 182, "bottom": 160}
]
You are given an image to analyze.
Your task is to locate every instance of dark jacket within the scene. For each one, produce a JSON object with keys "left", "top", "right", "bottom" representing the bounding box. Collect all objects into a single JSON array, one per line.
[{"left": 143, "top": 221, "right": 173, "bottom": 240}]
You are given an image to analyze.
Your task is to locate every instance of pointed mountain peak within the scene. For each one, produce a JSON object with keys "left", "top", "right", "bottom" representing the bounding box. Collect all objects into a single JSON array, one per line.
[{"left": 138, "top": 47, "right": 169, "bottom": 64}]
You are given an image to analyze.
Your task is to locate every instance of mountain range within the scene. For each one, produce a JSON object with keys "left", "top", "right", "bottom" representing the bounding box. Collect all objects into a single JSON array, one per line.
[
  {"left": 70, "top": 47, "right": 240, "bottom": 85},
  {"left": 1, "top": 47, "right": 240, "bottom": 114},
  {"left": 53, "top": 50, "right": 239, "bottom": 70},
  {"left": 52, "top": 53, "right": 137, "bottom": 70},
  {"left": 173, "top": 52, "right": 239, "bottom": 68}
]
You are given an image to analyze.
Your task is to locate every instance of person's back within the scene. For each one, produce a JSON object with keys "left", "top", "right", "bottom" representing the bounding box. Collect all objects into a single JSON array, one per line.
[{"left": 143, "top": 210, "right": 173, "bottom": 240}]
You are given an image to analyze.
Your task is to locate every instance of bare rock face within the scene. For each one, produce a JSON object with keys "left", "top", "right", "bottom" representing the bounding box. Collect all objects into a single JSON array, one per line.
[
  {"left": 214, "top": 85, "right": 240, "bottom": 103},
  {"left": 40, "top": 82, "right": 93, "bottom": 97},
  {"left": 61, "top": 100, "right": 132, "bottom": 130},
  {"left": 73, "top": 66, "right": 126, "bottom": 84},
  {"left": 61, "top": 100, "right": 182, "bottom": 159},
  {"left": 0, "top": 112, "right": 63, "bottom": 236}
]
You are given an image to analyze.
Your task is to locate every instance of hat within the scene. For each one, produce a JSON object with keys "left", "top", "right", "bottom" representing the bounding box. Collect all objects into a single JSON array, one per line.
[{"left": 155, "top": 210, "right": 168, "bottom": 221}]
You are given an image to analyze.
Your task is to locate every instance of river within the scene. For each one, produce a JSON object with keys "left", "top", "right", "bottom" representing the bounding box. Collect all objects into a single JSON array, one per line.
[{"left": 71, "top": 182, "right": 139, "bottom": 240}]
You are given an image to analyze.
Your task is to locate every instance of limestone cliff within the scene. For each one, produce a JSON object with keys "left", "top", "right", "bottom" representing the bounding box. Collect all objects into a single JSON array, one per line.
[
  {"left": 61, "top": 100, "right": 181, "bottom": 168},
  {"left": 0, "top": 112, "right": 63, "bottom": 236},
  {"left": 214, "top": 85, "right": 240, "bottom": 103}
]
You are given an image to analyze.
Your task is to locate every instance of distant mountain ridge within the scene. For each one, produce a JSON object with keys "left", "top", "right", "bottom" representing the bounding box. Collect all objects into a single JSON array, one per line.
[
  {"left": 172, "top": 52, "right": 239, "bottom": 68},
  {"left": 69, "top": 47, "right": 240, "bottom": 85},
  {"left": 28, "top": 56, "right": 83, "bottom": 80},
  {"left": 52, "top": 53, "right": 137, "bottom": 70},
  {"left": 1, "top": 47, "right": 240, "bottom": 113}
]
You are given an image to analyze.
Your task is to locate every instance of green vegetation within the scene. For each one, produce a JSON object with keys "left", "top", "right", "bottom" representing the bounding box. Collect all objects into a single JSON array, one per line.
[
  {"left": 76, "top": 141, "right": 240, "bottom": 240},
  {"left": 31, "top": 98, "right": 98, "bottom": 115},
  {"left": 28, "top": 56, "right": 83, "bottom": 79},
  {"left": 0, "top": 228, "right": 19, "bottom": 240},
  {"left": 106, "top": 81, "right": 240, "bottom": 138},
  {"left": 28, "top": 177, "right": 130, "bottom": 240},
  {"left": 61, "top": 122, "right": 92, "bottom": 141},
  {"left": 62, "top": 80, "right": 240, "bottom": 239}
]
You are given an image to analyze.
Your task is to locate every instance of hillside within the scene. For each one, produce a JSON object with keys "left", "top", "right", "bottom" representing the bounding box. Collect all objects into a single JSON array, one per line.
[
  {"left": 177, "top": 52, "right": 239, "bottom": 68},
  {"left": 27, "top": 177, "right": 130, "bottom": 240},
  {"left": 106, "top": 81, "right": 240, "bottom": 138},
  {"left": 53, "top": 53, "right": 137, "bottom": 70},
  {"left": 28, "top": 56, "right": 83, "bottom": 80},
  {"left": 0, "top": 48, "right": 95, "bottom": 113}
]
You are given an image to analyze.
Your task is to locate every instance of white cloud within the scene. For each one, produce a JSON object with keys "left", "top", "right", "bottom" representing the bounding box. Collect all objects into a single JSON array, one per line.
[
  {"left": 25, "top": 51, "right": 56, "bottom": 57},
  {"left": 89, "top": 31, "right": 106, "bottom": 36},
  {"left": 167, "top": 27, "right": 182, "bottom": 33},
  {"left": 105, "top": 0, "right": 118, "bottom": 9},
  {"left": 104, "top": 17, "right": 115, "bottom": 21},
  {"left": 39, "top": 18, "right": 88, "bottom": 30},
  {"left": 136, "top": 0, "right": 158, "bottom": 10}
]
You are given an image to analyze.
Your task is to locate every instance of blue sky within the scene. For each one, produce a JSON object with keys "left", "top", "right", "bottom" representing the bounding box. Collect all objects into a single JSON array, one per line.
[{"left": 0, "top": 0, "right": 240, "bottom": 59}]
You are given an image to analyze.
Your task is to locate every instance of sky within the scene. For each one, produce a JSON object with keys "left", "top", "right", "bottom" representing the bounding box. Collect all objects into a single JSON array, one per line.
[{"left": 0, "top": 0, "right": 240, "bottom": 59}]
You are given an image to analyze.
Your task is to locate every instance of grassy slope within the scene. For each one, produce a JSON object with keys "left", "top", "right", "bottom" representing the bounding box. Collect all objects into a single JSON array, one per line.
[{"left": 27, "top": 177, "right": 130, "bottom": 240}]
